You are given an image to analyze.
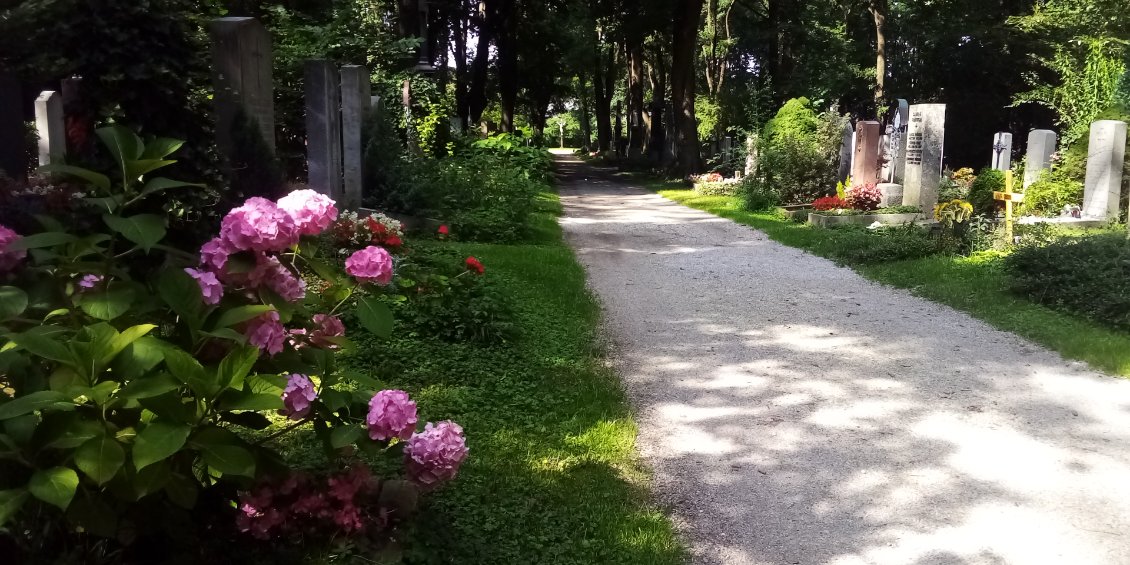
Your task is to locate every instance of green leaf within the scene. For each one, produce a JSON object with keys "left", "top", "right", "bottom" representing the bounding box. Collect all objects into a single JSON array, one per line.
[
  {"left": 219, "top": 392, "right": 283, "bottom": 411},
  {"left": 111, "top": 336, "right": 166, "bottom": 381},
  {"left": 42, "top": 415, "right": 105, "bottom": 449},
  {"left": 138, "top": 393, "right": 194, "bottom": 424},
  {"left": 132, "top": 460, "right": 171, "bottom": 499},
  {"left": 28, "top": 467, "right": 78, "bottom": 510},
  {"left": 355, "top": 297, "right": 393, "bottom": 338},
  {"left": 0, "top": 489, "right": 27, "bottom": 526},
  {"left": 3, "top": 231, "right": 77, "bottom": 252},
  {"left": 0, "top": 391, "right": 73, "bottom": 420},
  {"left": 8, "top": 326, "right": 74, "bottom": 365},
  {"left": 211, "top": 305, "right": 275, "bottom": 330},
  {"left": 220, "top": 411, "right": 271, "bottom": 430},
  {"left": 132, "top": 422, "right": 191, "bottom": 471},
  {"left": 38, "top": 164, "right": 110, "bottom": 192},
  {"left": 102, "top": 214, "right": 166, "bottom": 252},
  {"left": 96, "top": 125, "right": 142, "bottom": 166},
  {"left": 200, "top": 444, "right": 256, "bottom": 477},
  {"left": 138, "top": 176, "right": 203, "bottom": 199},
  {"left": 0, "top": 287, "right": 28, "bottom": 321},
  {"left": 163, "top": 347, "right": 213, "bottom": 397},
  {"left": 140, "top": 137, "right": 185, "bottom": 160},
  {"left": 77, "top": 285, "right": 135, "bottom": 321},
  {"left": 216, "top": 345, "right": 259, "bottom": 391},
  {"left": 330, "top": 426, "right": 363, "bottom": 449},
  {"left": 164, "top": 474, "right": 197, "bottom": 509},
  {"left": 104, "top": 324, "right": 157, "bottom": 366},
  {"left": 158, "top": 270, "right": 206, "bottom": 330},
  {"left": 199, "top": 328, "right": 247, "bottom": 344},
  {"left": 74, "top": 436, "right": 125, "bottom": 485},
  {"left": 125, "top": 159, "right": 176, "bottom": 181},
  {"left": 302, "top": 256, "right": 342, "bottom": 283},
  {"left": 116, "top": 372, "right": 181, "bottom": 400}
]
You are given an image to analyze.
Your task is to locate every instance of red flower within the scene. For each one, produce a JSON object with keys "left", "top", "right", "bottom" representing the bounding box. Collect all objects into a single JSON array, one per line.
[
  {"left": 437, "top": 224, "right": 449, "bottom": 236},
  {"left": 464, "top": 256, "right": 484, "bottom": 275},
  {"left": 384, "top": 235, "right": 403, "bottom": 248},
  {"left": 812, "top": 196, "right": 849, "bottom": 211}
]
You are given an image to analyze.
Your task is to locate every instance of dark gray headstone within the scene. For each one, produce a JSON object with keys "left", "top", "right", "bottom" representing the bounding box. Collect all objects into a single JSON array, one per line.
[
  {"left": 305, "top": 59, "right": 343, "bottom": 201},
  {"left": 340, "top": 64, "right": 370, "bottom": 209},
  {"left": 838, "top": 122, "right": 854, "bottom": 182},
  {"left": 61, "top": 76, "right": 93, "bottom": 158},
  {"left": 210, "top": 17, "right": 275, "bottom": 158}
]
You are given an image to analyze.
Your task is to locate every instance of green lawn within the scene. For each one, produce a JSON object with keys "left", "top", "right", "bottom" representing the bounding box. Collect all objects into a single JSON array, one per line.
[
  {"left": 340, "top": 192, "right": 683, "bottom": 564},
  {"left": 658, "top": 188, "right": 1130, "bottom": 378}
]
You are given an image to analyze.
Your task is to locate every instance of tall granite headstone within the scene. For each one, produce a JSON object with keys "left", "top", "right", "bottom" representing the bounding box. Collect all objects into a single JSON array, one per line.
[
  {"left": 837, "top": 122, "right": 854, "bottom": 182},
  {"left": 901, "top": 104, "right": 946, "bottom": 209},
  {"left": 891, "top": 99, "right": 910, "bottom": 184},
  {"left": 340, "top": 65, "right": 370, "bottom": 208},
  {"left": 305, "top": 60, "right": 343, "bottom": 201},
  {"left": 0, "top": 73, "right": 23, "bottom": 179},
  {"left": 745, "top": 134, "right": 759, "bottom": 177},
  {"left": 1081, "top": 120, "right": 1127, "bottom": 220},
  {"left": 35, "top": 91, "right": 65, "bottom": 166},
  {"left": 61, "top": 77, "right": 94, "bottom": 159},
  {"left": 1023, "top": 129, "right": 1057, "bottom": 188},
  {"left": 851, "top": 121, "right": 882, "bottom": 185},
  {"left": 991, "top": 132, "right": 1012, "bottom": 171},
  {"left": 209, "top": 17, "right": 275, "bottom": 159}
]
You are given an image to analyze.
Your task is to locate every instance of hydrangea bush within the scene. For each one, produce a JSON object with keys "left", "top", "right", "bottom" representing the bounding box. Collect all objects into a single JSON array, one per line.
[{"left": 0, "top": 127, "right": 468, "bottom": 560}]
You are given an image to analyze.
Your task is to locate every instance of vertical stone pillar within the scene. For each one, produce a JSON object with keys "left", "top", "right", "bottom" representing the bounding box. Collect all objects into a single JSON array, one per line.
[
  {"left": 61, "top": 77, "right": 94, "bottom": 159},
  {"left": 851, "top": 121, "right": 882, "bottom": 185},
  {"left": 891, "top": 99, "right": 910, "bottom": 184},
  {"left": 991, "top": 132, "right": 1013, "bottom": 171},
  {"left": 305, "top": 60, "right": 343, "bottom": 201},
  {"left": 0, "top": 73, "right": 23, "bottom": 179},
  {"left": 837, "top": 122, "right": 854, "bottom": 183},
  {"left": 901, "top": 104, "right": 946, "bottom": 209},
  {"left": 1081, "top": 120, "right": 1127, "bottom": 220},
  {"left": 1023, "top": 129, "right": 1057, "bottom": 188},
  {"left": 340, "top": 65, "right": 370, "bottom": 209},
  {"left": 209, "top": 17, "right": 275, "bottom": 159},
  {"left": 35, "top": 91, "right": 65, "bottom": 166}
]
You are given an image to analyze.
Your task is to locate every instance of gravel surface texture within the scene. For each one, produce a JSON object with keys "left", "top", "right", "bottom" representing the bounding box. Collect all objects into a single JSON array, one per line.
[{"left": 556, "top": 155, "right": 1130, "bottom": 565}]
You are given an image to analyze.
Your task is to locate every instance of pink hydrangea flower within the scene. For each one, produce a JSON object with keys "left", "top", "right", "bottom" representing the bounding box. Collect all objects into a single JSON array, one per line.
[
  {"left": 310, "top": 314, "right": 345, "bottom": 348},
  {"left": 248, "top": 255, "right": 306, "bottom": 302},
  {"left": 77, "top": 274, "right": 103, "bottom": 290},
  {"left": 280, "top": 374, "right": 317, "bottom": 420},
  {"left": 200, "top": 236, "right": 235, "bottom": 273},
  {"left": 0, "top": 224, "right": 26, "bottom": 273},
  {"left": 246, "top": 311, "right": 286, "bottom": 356},
  {"left": 184, "top": 267, "right": 223, "bottom": 305},
  {"left": 276, "top": 189, "right": 338, "bottom": 236},
  {"left": 219, "top": 197, "right": 300, "bottom": 253},
  {"left": 344, "top": 246, "right": 393, "bottom": 285},
  {"left": 366, "top": 390, "right": 417, "bottom": 441},
  {"left": 403, "top": 421, "right": 469, "bottom": 486}
]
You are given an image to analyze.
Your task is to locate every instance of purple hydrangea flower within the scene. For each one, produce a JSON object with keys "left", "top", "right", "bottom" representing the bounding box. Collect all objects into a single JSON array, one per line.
[
  {"left": 280, "top": 373, "right": 317, "bottom": 420},
  {"left": 219, "top": 197, "right": 300, "bottom": 253},
  {"left": 366, "top": 389, "right": 417, "bottom": 441},
  {"left": 184, "top": 267, "right": 223, "bottom": 305},
  {"left": 276, "top": 189, "right": 338, "bottom": 236},
  {"left": 246, "top": 311, "right": 286, "bottom": 356},
  {"left": 403, "top": 421, "right": 469, "bottom": 486},
  {"left": 344, "top": 246, "right": 393, "bottom": 285}
]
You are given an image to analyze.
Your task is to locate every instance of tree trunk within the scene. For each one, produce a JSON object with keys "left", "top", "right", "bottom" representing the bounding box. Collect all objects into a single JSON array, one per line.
[
  {"left": 594, "top": 40, "right": 613, "bottom": 151},
  {"left": 628, "top": 41, "right": 646, "bottom": 158},
  {"left": 454, "top": 0, "right": 469, "bottom": 131},
  {"left": 467, "top": 0, "right": 491, "bottom": 128},
  {"left": 647, "top": 45, "right": 667, "bottom": 162},
  {"left": 869, "top": 0, "right": 888, "bottom": 113},
  {"left": 670, "top": 0, "right": 704, "bottom": 175},
  {"left": 580, "top": 74, "right": 593, "bottom": 148},
  {"left": 495, "top": 0, "right": 518, "bottom": 132}
]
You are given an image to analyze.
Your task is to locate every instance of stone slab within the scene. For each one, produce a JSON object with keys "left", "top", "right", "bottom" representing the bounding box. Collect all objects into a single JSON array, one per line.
[{"left": 1081, "top": 120, "right": 1127, "bottom": 220}]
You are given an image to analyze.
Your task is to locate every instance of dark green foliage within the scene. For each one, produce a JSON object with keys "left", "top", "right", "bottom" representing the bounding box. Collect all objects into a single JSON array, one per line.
[
  {"left": 755, "top": 99, "right": 845, "bottom": 205},
  {"left": 1006, "top": 234, "right": 1130, "bottom": 330},
  {"left": 738, "top": 177, "right": 781, "bottom": 211},
  {"left": 821, "top": 224, "right": 950, "bottom": 265},
  {"left": 1021, "top": 173, "right": 1083, "bottom": 217},
  {"left": 969, "top": 168, "right": 1005, "bottom": 216},
  {"left": 225, "top": 109, "right": 286, "bottom": 204}
]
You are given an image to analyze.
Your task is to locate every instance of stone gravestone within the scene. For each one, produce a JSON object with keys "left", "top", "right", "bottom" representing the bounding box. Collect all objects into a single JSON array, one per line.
[
  {"left": 0, "top": 73, "right": 23, "bottom": 179},
  {"left": 61, "top": 77, "right": 94, "bottom": 159},
  {"left": 209, "top": 17, "right": 275, "bottom": 159},
  {"left": 1080, "top": 120, "right": 1127, "bottom": 220},
  {"left": 991, "top": 132, "right": 1012, "bottom": 171},
  {"left": 1023, "top": 129, "right": 1057, "bottom": 188},
  {"left": 901, "top": 104, "right": 946, "bottom": 209},
  {"left": 305, "top": 60, "right": 343, "bottom": 201},
  {"left": 339, "top": 64, "right": 370, "bottom": 209},
  {"left": 35, "top": 91, "right": 65, "bottom": 166},
  {"left": 851, "top": 121, "right": 881, "bottom": 185},
  {"left": 745, "top": 134, "right": 759, "bottom": 177},
  {"left": 837, "top": 122, "right": 853, "bottom": 182},
  {"left": 891, "top": 99, "right": 910, "bottom": 184}
]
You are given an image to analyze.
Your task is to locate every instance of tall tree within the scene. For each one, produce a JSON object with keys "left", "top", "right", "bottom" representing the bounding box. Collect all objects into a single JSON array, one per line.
[{"left": 670, "top": 0, "right": 704, "bottom": 174}]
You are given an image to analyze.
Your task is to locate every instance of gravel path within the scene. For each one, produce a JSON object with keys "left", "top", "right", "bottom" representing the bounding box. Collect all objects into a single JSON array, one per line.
[{"left": 555, "top": 154, "right": 1130, "bottom": 565}]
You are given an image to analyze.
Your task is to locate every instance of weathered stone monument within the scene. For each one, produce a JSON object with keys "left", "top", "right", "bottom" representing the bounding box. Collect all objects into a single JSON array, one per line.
[
  {"left": 1080, "top": 120, "right": 1127, "bottom": 220},
  {"left": 890, "top": 99, "right": 910, "bottom": 184},
  {"left": 209, "top": 17, "right": 275, "bottom": 158},
  {"left": 745, "top": 134, "right": 759, "bottom": 177},
  {"left": 0, "top": 73, "right": 23, "bottom": 179},
  {"left": 340, "top": 64, "right": 370, "bottom": 208},
  {"left": 34, "top": 91, "right": 65, "bottom": 166},
  {"left": 837, "top": 122, "right": 854, "bottom": 182},
  {"left": 1023, "top": 129, "right": 1057, "bottom": 188},
  {"left": 991, "top": 132, "right": 1012, "bottom": 171},
  {"left": 901, "top": 104, "right": 946, "bottom": 209},
  {"left": 305, "top": 59, "right": 343, "bottom": 201},
  {"left": 851, "top": 121, "right": 881, "bottom": 185},
  {"left": 61, "top": 76, "right": 94, "bottom": 159}
]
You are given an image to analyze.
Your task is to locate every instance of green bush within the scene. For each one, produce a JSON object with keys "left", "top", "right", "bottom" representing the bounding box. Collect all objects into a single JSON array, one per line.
[
  {"left": 1005, "top": 234, "right": 1130, "bottom": 330},
  {"left": 822, "top": 224, "right": 949, "bottom": 264},
  {"left": 738, "top": 177, "right": 781, "bottom": 211},
  {"left": 754, "top": 98, "right": 845, "bottom": 205},
  {"left": 968, "top": 168, "right": 1005, "bottom": 216},
  {"left": 1020, "top": 172, "right": 1084, "bottom": 217}
]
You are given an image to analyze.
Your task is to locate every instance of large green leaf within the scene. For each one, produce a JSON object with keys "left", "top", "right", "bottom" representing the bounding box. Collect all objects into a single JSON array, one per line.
[
  {"left": 77, "top": 285, "right": 135, "bottom": 321},
  {"left": 200, "top": 444, "right": 256, "bottom": 477},
  {"left": 103, "top": 324, "right": 157, "bottom": 366},
  {"left": 219, "top": 392, "right": 283, "bottom": 411},
  {"left": 38, "top": 164, "right": 110, "bottom": 192},
  {"left": 211, "top": 305, "right": 275, "bottom": 330},
  {"left": 103, "top": 214, "right": 166, "bottom": 252},
  {"left": 138, "top": 177, "right": 203, "bottom": 200},
  {"left": 96, "top": 125, "right": 142, "bottom": 168},
  {"left": 74, "top": 436, "right": 125, "bottom": 485},
  {"left": 111, "top": 336, "right": 166, "bottom": 381},
  {"left": 42, "top": 415, "right": 105, "bottom": 449},
  {"left": 158, "top": 270, "right": 206, "bottom": 330},
  {"left": 163, "top": 347, "right": 214, "bottom": 397},
  {"left": 132, "top": 422, "right": 191, "bottom": 471},
  {"left": 355, "top": 297, "right": 393, "bottom": 338},
  {"left": 0, "top": 287, "right": 28, "bottom": 321},
  {"left": 0, "top": 489, "right": 27, "bottom": 526},
  {"left": 330, "top": 425, "right": 363, "bottom": 449},
  {"left": 8, "top": 326, "right": 74, "bottom": 365},
  {"left": 140, "top": 137, "right": 185, "bottom": 160},
  {"left": 125, "top": 159, "right": 176, "bottom": 181},
  {"left": 28, "top": 467, "right": 78, "bottom": 510},
  {"left": 3, "top": 231, "right": 77, "bottom": 252},
  {"left": 0, "top": 391, "right": 74, "bottom": 420},
  {"left": 216, "top": 345, "right": 259, "bottom": 391},
  {"left": 116, "top": 372, "right": 181, "bottom": 401}
]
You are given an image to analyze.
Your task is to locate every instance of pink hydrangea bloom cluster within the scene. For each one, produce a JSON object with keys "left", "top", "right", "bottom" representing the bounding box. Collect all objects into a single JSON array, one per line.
[
  {"left": 220, "top": 197, "right": 301, "bottom": 253},
  {"left": 184, "top": 268, "right": 223, "bottom": 305},
  {"left": 281, "top": 374, "right": 317, "bottom": 420},
  {"left": 236, "top": 465, "right": 375, "bottom": 540},
  {"left": 366, "top": 390, "right": 418, "bottom": 441},
  {"left": 247, "top": 311, "right": 286, "bottom": 356},
  {"left": 403, "top": 421, "right": 469, "bottom": 486},
  {"left": 344, "top": 245, "right": 393, "bottom": 285},
  {"left": 277, "top": 189, "right": 339, "bottom": 236},
  {"left": 0, "top": 224, "right": 26, "bottom": 273},
  {"left": 77, "top": 274, "right": 104, "bottom": 290},
  {"left": 310, "top": 314, "right": 346, "bottom": 348}
]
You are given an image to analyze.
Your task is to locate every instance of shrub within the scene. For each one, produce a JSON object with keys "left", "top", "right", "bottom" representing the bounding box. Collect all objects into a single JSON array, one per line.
[
  {"left": 1005, "top": 234, "right": 1130, "bottom": 329},
  {"left": 846, "top": 183, "right": 882, "bottom": 211},
  {"left": 968, "top": 168, "right": 1005, "bottom": 216},
  {"left": 812, "top": 196, "right": 849, "bottom": 211},
  {"left": 823, "top": 224, "right": 949, "bottom": 264},
  {"left": 738, "top": 177, "right": 781, "bottom": 211},
  {"left": 695, "top": 180, "right": 742, "bottom": 196},
  {"left": 938, "top": 168, "right": 975, "bottom": 202},
  {"left": 1021, "top": 173, "right": 1084, "bottom": 217},
  {"left": 754, "top": 98, "right": 846, "bottom": 205}
]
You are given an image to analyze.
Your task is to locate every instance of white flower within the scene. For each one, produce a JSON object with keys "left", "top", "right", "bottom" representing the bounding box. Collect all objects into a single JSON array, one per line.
[{"left": 867, "top": 221, "right": 884, "bottom": 230}]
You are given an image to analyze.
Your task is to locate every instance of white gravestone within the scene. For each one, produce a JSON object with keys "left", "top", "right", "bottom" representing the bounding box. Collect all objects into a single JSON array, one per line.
[
  {"left": 901, "top": 104, "right": 946, "bottom": 209},
  {"left": 35, "top": 90, "right": 65, "bottom": 166},
  {"left": 991, "top": 132, "right": 1012, "bottom": 171},
  {"left": 1081, "top": 120, "right": 1127, "bottom": 220},
  {"left": 1023, "top": 129, "right": 1057, "bottom": 188}
]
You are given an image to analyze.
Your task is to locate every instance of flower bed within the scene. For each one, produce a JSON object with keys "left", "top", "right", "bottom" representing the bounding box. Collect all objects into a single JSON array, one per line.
[{"left": 808, "top": 206, "right": 922, "bottom": 227}]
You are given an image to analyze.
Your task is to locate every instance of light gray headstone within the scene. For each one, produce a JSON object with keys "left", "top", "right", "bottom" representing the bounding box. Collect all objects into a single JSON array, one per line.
[
  {"left": 339, "top": 65, "right": 369, "bottom": 209},
  {"left": 745, "top": 134, "right": 759, "bottom": 177},
  {"left": 891, "top": 99, "right": 910, "bottom": 184},
  {"left": 35, "top": 91, "right": 65, "bottom": 166},
  {"left": 877, "top": 183, "right": 904, "bottom": 208},
  {"left": 991, "top": 132, "right": 1012, "bottom": 171},
  {"left": 1023, "top": 129, "right": 1057, "bottom": 188},
  {"left": 305, "top": 60, "right": 343, "bottom": 201},
  {"left": 901, "top": 104, "right": 946, "bottom": 209},
  {"left": 1081, "top": 120, "right": 1127, "bottom": 220},
  {"left": 838, "top": 122, "right": 854, "bottom": 182},
  {"left": 851, "top": 121, "right": 882, "bottom": 185},
  {"left": 209, "top": 17, "right": 274, "bottom": 157}
]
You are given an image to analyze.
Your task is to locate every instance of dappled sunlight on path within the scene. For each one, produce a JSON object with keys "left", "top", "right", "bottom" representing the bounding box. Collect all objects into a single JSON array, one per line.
[{"left": 557, "top": 155, "right": 1130, "bottom": 565}]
